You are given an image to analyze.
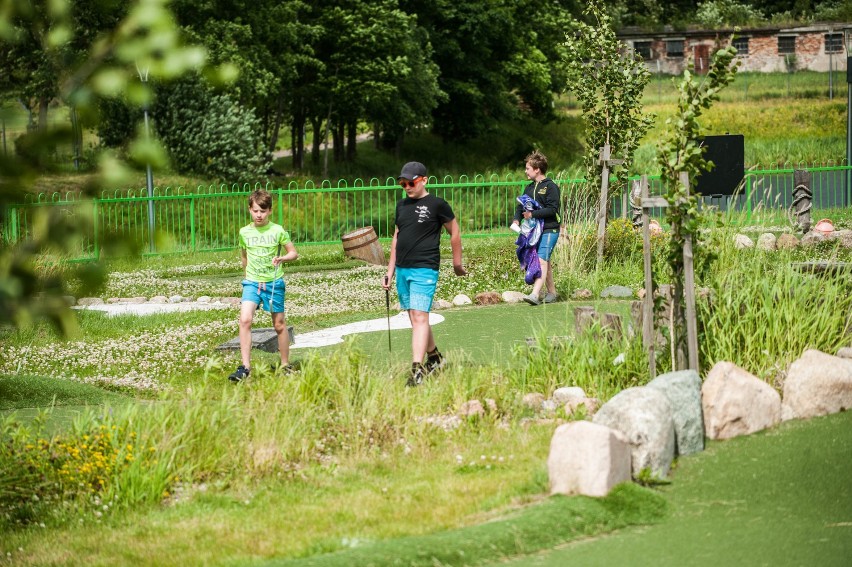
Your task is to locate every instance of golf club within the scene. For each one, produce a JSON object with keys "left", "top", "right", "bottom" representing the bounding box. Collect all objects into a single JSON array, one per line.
[
  {"left": 270, "top": 243, "right": 282, "bottom": 312},
  {"left": 383, "top": 275, "right": 392, "bottom": 352}
]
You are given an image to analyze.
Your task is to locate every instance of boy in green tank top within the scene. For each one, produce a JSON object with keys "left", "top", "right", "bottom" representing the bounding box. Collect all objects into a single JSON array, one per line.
[{"left": 229, "top": 190, "right": 299, "bottom": 382}]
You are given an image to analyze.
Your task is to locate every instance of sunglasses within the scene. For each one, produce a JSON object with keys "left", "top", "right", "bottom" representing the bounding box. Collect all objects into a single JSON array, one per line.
[{"left": 399, "top": 177, "right": 421, "bottom": 189}]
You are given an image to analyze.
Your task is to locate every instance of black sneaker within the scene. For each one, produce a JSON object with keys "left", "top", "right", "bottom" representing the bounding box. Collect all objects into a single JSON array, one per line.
[
  {"left": 406, "top": 363, "right": 426, "bottom": 387},
  {"left": 228, "top": 365, "right": 250, "bottom": 382},
  {"left": 425, "top": 350, "right": 445, "bottom": 374}
]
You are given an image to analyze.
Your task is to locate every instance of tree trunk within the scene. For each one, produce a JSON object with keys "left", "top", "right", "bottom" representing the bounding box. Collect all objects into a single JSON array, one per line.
[
  {"left": 267, "top": 90, "right": 286, "bottom": 156},
  {"left": 333, "top": 121, "right": 344, "bottom": 163},
  {"left": 310, "top": 116, "right": 322, "bottom": 165},
  {"left": 346, "top": 120, "right": 356, "bottom": 162},
  {"left": 38, "top": 96, "right": 49, "bottom": 131},
  {"left": 291, "top": 106, "right": 305, "bottom": 170}
]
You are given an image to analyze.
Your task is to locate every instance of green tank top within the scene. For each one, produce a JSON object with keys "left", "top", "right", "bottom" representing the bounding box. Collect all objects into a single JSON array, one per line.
[{"left": 239, "top": 222, "right": 292, "bottom": 282}]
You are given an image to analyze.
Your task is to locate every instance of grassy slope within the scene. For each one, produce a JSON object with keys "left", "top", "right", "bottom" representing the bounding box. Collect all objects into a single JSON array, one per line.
[{"left": 496, "top": 410, "right": 852, "bottom": 567}]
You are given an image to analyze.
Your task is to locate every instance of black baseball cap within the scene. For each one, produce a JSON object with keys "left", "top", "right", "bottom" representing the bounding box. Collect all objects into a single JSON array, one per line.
[{"left": 398, "top": 161, "right": 427, "bottom": 180}]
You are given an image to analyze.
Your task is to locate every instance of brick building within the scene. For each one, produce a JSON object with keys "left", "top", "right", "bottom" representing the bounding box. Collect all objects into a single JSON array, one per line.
[{"left": 618, "top": 23, "right": 851, "bottom": 74}]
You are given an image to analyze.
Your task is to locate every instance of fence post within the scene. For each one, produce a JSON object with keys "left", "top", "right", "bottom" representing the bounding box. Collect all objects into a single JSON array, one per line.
[
  {"left": 190, "top": 195, "right": 196, "bottom": 251},
  {"left": 679, "top": 172, "right": 699, "bottom": 373},
  {"left": 93, "top": 200, "right": 100, "bottom": 260},
  {"left": 745, "top": 174, "right": 753, "bottom": 223},
  {"left": 277, "top": 186, "right": 284, "bottom": 224},
  {"left": 9, "top": 206, "right": 18, "bottom": 242}
]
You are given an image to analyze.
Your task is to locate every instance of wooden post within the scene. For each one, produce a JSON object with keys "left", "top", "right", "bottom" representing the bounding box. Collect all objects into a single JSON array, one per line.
[
  {"left": 596, "top": 144, "right": 611, "bottom": 265},
  {"left": 596, "top": 143, "right": 625, "bottom": 265},
  {"left": 680, "top": 172, "right": 700, "bottom": 373},
  {"left": 640, "top": 175, "right": 656, "bottom": 378}
]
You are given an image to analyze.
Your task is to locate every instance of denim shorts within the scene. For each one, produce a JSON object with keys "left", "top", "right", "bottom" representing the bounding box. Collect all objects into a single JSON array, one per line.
[
  {"left": 395, "top": 267, "right": 439, "bottom": 312},
  {"left": 241, "top": 278, "right": 285, "bottom": 313},
  {"left": 537, "top": 230, "right": 559, "bottom": 261}
]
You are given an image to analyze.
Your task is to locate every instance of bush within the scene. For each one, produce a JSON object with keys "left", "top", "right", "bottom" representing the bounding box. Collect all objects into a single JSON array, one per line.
[
  {"left": 153, "top": 75, "right": 270, "bottom": 180},
  {"left": 604, "top": 218, "right": 641, "bottom": 262},
  {"left": 96, "top": 96, "right": 139, "bottom": 149},
  {"left": 695, "top": 0, "right": 765, "bottom": 27}
]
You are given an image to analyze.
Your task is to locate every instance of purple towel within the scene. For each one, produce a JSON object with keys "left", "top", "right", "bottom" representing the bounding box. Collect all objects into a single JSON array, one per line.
[{"left": 515, "top": 194, "right": 544, "bottom": 284}]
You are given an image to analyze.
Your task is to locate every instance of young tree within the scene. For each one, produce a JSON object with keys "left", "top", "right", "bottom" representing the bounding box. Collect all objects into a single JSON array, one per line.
[
  {"left": 656, "top": 40, "right": 739, "bottom": 368},
  {"left": 563, "top": 0, "right": 654, "bottom": 211}
]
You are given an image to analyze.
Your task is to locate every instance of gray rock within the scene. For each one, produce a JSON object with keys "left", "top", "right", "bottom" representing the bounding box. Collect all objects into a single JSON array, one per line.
[
  {"left": 647, "top": 370, "right": 704, "bottom": 456},
  {"left": 600, "top": 285, "right": 633, "bottom": 298},
  {"left": 541, "top": 399, "right": 559, "bottom": 412},
  {"left": 433, "top": 299, "right": 453, "bottom": 310},
  {"left": 501, "top": 291, "right": 526, "bottom": 304},
  {"left": 76, "top": 297, "right": 104, "bottom": 306},
  {"left": 458, "top": 399, "right": 485, "bottom": 418},
  {"left": 168, "top": 295, "right": 184, "bottom": 304},
  {"left": 593, "top": 387, "right": 676, "bottom": 479},
  {"left": 196, "top": 295, "right": 212, "bottom": 304},
  {"left": 571, "top": 288, "right": 593, "bottom": 300},
  {"left": 756, "top": 233, "right": 777, "bottom": 251},
  {"left": 837, "top": 347, "right": 852, "bottom": 359},
  {"left": 216, "top": 326, "right": 295, "bottom": 351},
  {"left": 734, "top": 234, "right": 754, "bottom": 249},
  {"left": 148, "top": 295, "right": 168, "bottom": 304},
  {"left": 776, "top": 233, "right": 799, "bottom": 250},
  {"left": 828, "top": 229, "right": 852, "bottom": 249},
  {"left": 800, "top": 231, "right": 825, "bottom": 247},
  {"left": 782, "top": 349, "right": 852, "bottom": 420},
  {"left": 522, "top": 392, "right": 545, "bottom": 410},
  {"left": 451, "top": 294, "right": 472, "bottom": 306},
  {"left": 552, "top": 387, "right": 586, "bottom": 404}
]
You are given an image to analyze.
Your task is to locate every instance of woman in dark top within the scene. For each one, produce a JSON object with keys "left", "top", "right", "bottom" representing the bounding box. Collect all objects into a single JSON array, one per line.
[{"left": 511, "top": 150, "right": 561, "bottom": 305}]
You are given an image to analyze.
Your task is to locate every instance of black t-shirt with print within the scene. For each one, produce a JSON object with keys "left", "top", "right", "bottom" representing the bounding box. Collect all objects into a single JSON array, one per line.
[{"left": 394, "top": 193, "right": 455, "bottom": 270}]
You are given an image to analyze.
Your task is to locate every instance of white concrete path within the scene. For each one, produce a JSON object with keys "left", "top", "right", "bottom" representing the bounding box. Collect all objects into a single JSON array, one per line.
[{"left": 292, "top": 311, "right": 444, "bottom": 349}]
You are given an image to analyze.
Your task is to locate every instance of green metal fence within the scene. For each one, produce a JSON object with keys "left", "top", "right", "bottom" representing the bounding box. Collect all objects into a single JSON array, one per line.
[{"left": 3, "top": 164, "right": 850, "bottom": 261}]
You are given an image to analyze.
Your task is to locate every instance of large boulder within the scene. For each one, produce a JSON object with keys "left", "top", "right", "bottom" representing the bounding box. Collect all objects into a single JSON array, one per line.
[
  {"left": 547, "top": 421, "right": 632, "bottom": 497},
  {"left": 592, "top": 387, "right": 675, "bottom": 479},
  {"left": 646, "top": 370, "right": 704, "bottom": 456},
  {"left": 782, "top": 349, "right": 852, "bottom": 420},
  {"left": 702, "top": 361, "right": 781, "bottom": 440}
]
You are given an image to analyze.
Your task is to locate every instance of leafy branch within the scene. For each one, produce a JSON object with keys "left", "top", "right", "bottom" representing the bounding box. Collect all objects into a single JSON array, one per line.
[
  {"left": 656, "top": 39, "right": 739, "bottom": 367},
  {"left": 563, "top": 0, "right": 654, "bottom": 195}
]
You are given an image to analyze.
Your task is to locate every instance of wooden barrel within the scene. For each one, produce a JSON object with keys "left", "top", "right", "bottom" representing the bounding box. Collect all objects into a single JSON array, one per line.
[{"left": 341, "top": 226, "right": 386, "bottom": 266}]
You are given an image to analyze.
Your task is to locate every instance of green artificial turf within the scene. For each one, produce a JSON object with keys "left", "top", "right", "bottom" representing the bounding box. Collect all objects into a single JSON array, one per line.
[
  {"left": 264, "top": 483, "right": 667, "bottom": 567},
  {"left": 259, "top": 410, "right": 851, "bottom": 567},
  {"left": 300, "top": 300, "right": 632, "bottom": 368},
  {"left": 496, "top": 410, "right": 852, "bottom": 566}
]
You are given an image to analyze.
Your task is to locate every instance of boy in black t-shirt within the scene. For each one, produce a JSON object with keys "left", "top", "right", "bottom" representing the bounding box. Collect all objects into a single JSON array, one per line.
[{"left": 382, "top": 161, "right": 467, "bottom": 387}]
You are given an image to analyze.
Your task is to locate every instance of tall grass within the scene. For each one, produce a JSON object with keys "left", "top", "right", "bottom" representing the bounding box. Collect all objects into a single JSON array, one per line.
[{"left": 699, "top": 236, "right": 852, "bottom": 385}]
